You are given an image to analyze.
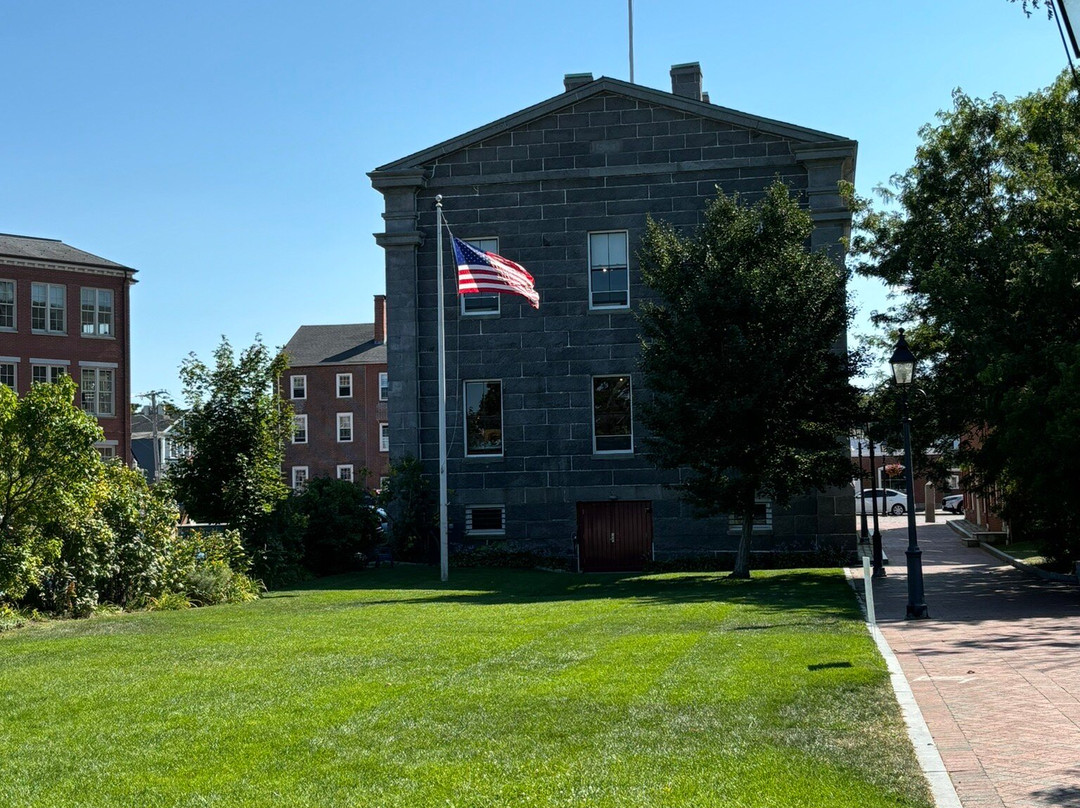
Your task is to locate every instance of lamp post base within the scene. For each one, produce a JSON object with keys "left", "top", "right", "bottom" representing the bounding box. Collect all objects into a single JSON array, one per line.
[{"left": 906, "top": 602, "right": 929, "bottom": 619}]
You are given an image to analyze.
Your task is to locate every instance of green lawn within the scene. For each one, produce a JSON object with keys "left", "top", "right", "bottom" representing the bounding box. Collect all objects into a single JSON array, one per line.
[{"left": 0, "top": 567, "right": 931, "bottom": 808}]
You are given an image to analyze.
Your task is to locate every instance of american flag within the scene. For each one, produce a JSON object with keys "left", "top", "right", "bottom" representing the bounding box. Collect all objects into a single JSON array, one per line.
[{"left": 452, "top": 236, "right": 539, "bottom": 309}]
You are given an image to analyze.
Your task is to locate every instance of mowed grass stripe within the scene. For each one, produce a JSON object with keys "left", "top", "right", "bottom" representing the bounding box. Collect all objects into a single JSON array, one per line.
[{"left": 0, "top": 567, "right": 932, "bottom": 808}]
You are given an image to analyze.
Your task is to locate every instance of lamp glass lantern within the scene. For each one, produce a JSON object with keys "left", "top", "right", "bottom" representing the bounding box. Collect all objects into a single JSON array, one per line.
[{"left": 890, "top": 328, "right": 916, "bottom": 386}]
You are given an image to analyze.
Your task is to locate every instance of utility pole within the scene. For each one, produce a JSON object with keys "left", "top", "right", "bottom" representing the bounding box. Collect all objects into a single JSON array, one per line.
[{"left": 138, "top": 389, "right": 170, "bottom": 482}]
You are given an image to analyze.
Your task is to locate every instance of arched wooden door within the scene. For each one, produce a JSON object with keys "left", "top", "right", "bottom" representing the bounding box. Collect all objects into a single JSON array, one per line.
[{"left": 577, "top": 501, "right": 653, "bottom": 572}]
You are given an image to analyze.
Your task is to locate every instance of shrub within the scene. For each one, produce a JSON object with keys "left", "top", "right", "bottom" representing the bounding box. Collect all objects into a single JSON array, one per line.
[
  {"left": 294, "top": 477, "right": 382, "bottom": 575},
  {"left": 380, "top": 456, "right": 437, "bottom": 562},
  {"left": 147, "top": 592, "right": 191, "bottom": 611},
  {"left": 452, "top": 542, "right": 573, "bottom": 571},
  {"left": 0, "top": 603, "right": 25, "bottom": 632}
]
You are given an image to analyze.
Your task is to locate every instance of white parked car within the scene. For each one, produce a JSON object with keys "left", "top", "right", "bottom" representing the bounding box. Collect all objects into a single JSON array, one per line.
[
  {"left": 942, "top": 494, "right": 964, "bottom": 514},
  {"left": 855, "top": 488, "right": 909, "bottom": 516}
]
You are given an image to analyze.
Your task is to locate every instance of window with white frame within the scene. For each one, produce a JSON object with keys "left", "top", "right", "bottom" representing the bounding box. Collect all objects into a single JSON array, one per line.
[
  {"left": 727, "top": 501, "right": 773, "bottom": 533},
  {"left": 32, "top": 364, "right": 66, "bottom": 385},
  {"left": 592, "top": 375, "right": 632, "bottom": 453},
  {"left": 464, "top": 380, "right": 502, "bottom": 457},
  {"left": 97, "top": 444, "right": 118, "bottom": 460},
  {"left": 31, "top": 283, "right": 66, "bottom": 333},
  {"left": 466, "top": 506, "right": 505, "bottom": 536},
  {"left": 460, "top": 237, "right": 501, "bottom": 315},
  {"left": 293, "top": 414, "right": 308, "bottom": 444},
  {"left": 0, "top": 281, "right": 14, "bottom": 330},
  {"left": 588, "top": 231, "right": 629, "bottom": 309},
  {"left": 337, "top": 464, "right": 354, "bottom": 482},
  {"left": 80, "top": 288, "right": 114, "bottom": 337},
  {"left": 378, "top": 476, "right": 389, "bottom": 489},
  {"left": 0, "top": 362, "right": 15, "bottom": 390},
  {"left": 291, "top": 466, "right": 308, "bottom": 489},
  {"left": 80, "top": 367, "right": 115, "bottom": 416},
  {"left": 379, "top": 422, "right": 389, "bottom": 452},
  {"left": 337, "top": 412, "right": 353, "bottom": 442},
  {"left": 336, "top": 373, "right": 352, "bottom": 398},
  {"left": 290, "top": 375, "right": 306, "bottom": 399},
  {"left": 378, "top": 371, "right": 388, "bottom": 401}
]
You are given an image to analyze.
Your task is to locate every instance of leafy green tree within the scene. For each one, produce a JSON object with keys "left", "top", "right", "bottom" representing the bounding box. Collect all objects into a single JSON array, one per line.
[
  {"left": 638, "top": 181, "right": 860, "bottom": 578},
  {"left": 380, "top": 455, "right": 438, "bottom": 562},
  {"left": 0, "top": 377, "right": 104, "bottom": 599},
  {"left": 294, "top": 477, "right": 382, "bottom": 575},
  {"left": 168, "top": 337, "right": 292, "bottom": 543},
  {"left": 850, "top": 74, "right": 1080, "bottom": 562}
]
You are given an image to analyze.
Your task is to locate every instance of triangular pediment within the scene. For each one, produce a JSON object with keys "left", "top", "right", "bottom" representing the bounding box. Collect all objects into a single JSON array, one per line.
[{"left": 374, "top": 76, "right": 851, "bottom": 173}]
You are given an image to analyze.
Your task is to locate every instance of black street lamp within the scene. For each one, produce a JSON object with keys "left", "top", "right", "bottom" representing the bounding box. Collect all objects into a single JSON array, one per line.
[
  {"left": 856, "top": 436, "right": 869, "bottom": 541},
  {"left": 890, "top": 328, "right": 929, "bottom": 619}
]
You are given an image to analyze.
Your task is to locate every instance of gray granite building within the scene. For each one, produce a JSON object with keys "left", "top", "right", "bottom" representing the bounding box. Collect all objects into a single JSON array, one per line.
[{"left": 369, "top": 63, "right": 857, "bottom": 570}]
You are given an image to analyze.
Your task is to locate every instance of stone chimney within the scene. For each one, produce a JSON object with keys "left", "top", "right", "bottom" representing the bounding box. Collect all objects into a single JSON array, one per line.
[
  {"left": 374, "top": 294, "right": 386, "bottom": 344},
  {"left": 563, "top": 73, "right": 594, "bottom": 92},
  {"left": 670, "top": 62, "right": 704, "bottom": 101}
]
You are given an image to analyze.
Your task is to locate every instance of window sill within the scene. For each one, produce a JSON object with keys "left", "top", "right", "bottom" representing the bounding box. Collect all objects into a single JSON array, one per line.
[
  {"left": 588, "top": 305, "right": 630, "bottom": 313},
  {"left": 592, "top": 450, "right": 634, "bottom": 458},
  {"left": 31, "top": 330, "right": 68, "bottom": 337},
  {"left": 80, "top": 334, "right": 115, "bottom": 340}
]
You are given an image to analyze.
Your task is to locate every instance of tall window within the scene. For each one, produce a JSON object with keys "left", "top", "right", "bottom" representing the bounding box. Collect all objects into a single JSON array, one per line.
[
  {"left": 293, "top": 414, "right": 308, "bottom": 444},
  {"left": 460, "top": 238, "right": 500, "bottom": 315},
  {"left": 0, "top": 363, "right": 14, "bottom": 390},
  {"left": 80, "top": 288, "right": 113, "bottom": 336},
  {"left": 337, "top": 412, "right": 353, "bottom": 442},
  {"left": 336, "top": 373, "right": 352, "bottom": 398},
  {"left": 588, "top": 231, "right": 629, "bottom": 309},
  {"left": 32, "top": 364, "right": 66, "bottom": 385},
  {"left": 378, "top": 371, "right": 389, "bottom": 401},
  {"left": 0, "top": 281, "right": 14, "bottom": 329},
  {"left": 337, "top": 464, "right": 354, "bottom": 482},
  {"left": 290, "top": 375, "right": 306, "bottom": 399},
  {"left": 592, "top": 375, "right": 632, "bottom": 453},
  {"left": 464, "top": 380, "right": 502, "bottom": 457},
  {"left": 80, "top": 368, "right": 115, "bottom": 416},
  {"left": 31, "top": 283, "right": 66, "bottom": 333},
  {"left": 291, "top": 467, "right": 308, "bottom": 489},
  {"left": 379, "top": 422, "right": 389, "bottom": 452}
]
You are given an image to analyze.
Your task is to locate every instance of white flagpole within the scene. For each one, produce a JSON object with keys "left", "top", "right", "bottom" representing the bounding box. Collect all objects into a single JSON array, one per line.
[
  {"left": 628, "top": 0, "right": 635, "bottom": 84},
  {"left": 435, "top": 195, "right": 449, "bottom": 582}
]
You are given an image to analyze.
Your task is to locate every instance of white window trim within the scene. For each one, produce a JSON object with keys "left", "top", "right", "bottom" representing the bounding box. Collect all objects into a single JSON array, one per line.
[
  {"left": 80, "top": 287, "right": 114, "bottom": 339},
  {"left": 379, "top": 422, "right": 389, "bottom": 452},
  {"left": 80, "top": 366, "right": 115, "bottom": 417},
  {"left": 337, "top": 412, "right": 354, "bottom": 443},
  {"left": 463, "top": 379, "right": 504, "bottom": 458},
  {"left": 378, "top": 371, "right": 389, "bottom": 402},
  {"left": 587, "top": 230, "right": 630, "bottom": 311},
  {"left": 727, "top": 501, "right": 774, "bottom": 534},
  {"left": 591, "top": 375, "right": 634, "bottom": 455},
  {"left": 291, "top": 466, "right": 309, "bottom": 490},
  {"left": 460, "top": 237, "right": 502, "bottom": 316},
  {"left": 31, "top": 364, "right": 66, "bottom": 384},
  {"left": 291, "top": 375, "right": 307, "bottom": 400},
  {"left": 0, "top": 279, "right": 15, "bottom": 331},
  {"left": 378, "top": 475, "right": 389, "bottom": 489},
  {"left": 0, "top": 360, "right": 16, "bottom": 390},
  {"left": 293, "top": 414, "right": 308, "bottom": 444},
  {"left": 466, "top": 505, "right": 506, "bottom": 536},
  {"left": 337, "top": 464, "right": 354, "bottom": 482},
  {"left": 31, "top": 282, "right": 67, "bottom": 334},
  {"left": 336, "top": 373, "right": 353, "bottom": 398}
]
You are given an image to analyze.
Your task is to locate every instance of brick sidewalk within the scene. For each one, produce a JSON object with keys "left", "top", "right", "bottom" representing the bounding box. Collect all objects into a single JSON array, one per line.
[{"left": 860, "top": 518, "right": 1080, "bottom": 807}]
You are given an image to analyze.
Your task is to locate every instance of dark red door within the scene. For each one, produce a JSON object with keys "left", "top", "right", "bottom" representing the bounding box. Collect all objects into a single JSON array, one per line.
[{"left": 577, "top": 501, "right": 653, "bottom": 572}]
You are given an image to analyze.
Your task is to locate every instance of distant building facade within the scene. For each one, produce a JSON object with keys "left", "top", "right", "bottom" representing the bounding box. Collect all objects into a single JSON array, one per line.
[
  {"left": 370, "top": 64, "right": 858, "bottom": 569},
  {"left": 0, "top": 233, "right": 136, "bottom": 462},
  {"left": 282, "top": 296, "right": 389, "bottom": 489}
]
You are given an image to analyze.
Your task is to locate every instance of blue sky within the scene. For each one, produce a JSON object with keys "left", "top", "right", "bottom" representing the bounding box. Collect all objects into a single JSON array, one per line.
[{"left": 0, "top": 1, "right": 1068, "bottom": 401}]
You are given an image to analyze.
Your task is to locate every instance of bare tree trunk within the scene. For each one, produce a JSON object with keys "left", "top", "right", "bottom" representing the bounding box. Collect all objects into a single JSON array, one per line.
[{"left": 730, "top": 508, "right": 753, "bottom": 579}]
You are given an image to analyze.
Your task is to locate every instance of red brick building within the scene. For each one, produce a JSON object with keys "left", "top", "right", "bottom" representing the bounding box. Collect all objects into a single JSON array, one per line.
[
  {"left": 282, "top": 296, "right": 389, "bottom": 489},
  {"left": 0, "top": 234, "right": 136, "bottom": 461}
]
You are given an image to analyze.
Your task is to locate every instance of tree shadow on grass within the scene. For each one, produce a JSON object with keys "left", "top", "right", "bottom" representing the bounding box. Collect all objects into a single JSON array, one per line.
[{"left": 268, "top": 566, "right": 859, "bottom": 621}]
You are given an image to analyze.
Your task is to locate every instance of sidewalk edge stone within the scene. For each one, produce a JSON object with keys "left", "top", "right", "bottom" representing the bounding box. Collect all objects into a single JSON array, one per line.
[{"left": 845, "top": 567, "right": 963, "bottom": 808}]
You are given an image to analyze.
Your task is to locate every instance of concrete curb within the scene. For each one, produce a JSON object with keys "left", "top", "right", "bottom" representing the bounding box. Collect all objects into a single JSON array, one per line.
[
  {"left": 844, "top": 567, "right": 963, "bottom": 808},
  {"left": 977, "top": 542, "right": 1079, "bottom": 584}
]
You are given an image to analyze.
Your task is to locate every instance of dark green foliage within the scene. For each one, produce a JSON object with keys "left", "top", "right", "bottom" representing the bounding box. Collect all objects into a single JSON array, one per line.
[
  {"left": 638, "top": 181, "right": 860, "bottom": 577},
  {"left": 379, "top": 455, "right": 438, "bottom": 562},
  {"left": 850, "top": 74, "right": 1080, "bottom": 562},
  {"left": 168, "top": 337, "right": 292, "bottom": 544},
  {"left": 450, "top": 542, "right": 573, "bottom": 570},
  {"left": 247, "top": 498, "right": 309, "bottom": 589},
  {"left": 0, "top": 377, "right": 104, "bottom": 599},
  {"left": 292, "top": 477, "right": 382, "bottom": 575}
]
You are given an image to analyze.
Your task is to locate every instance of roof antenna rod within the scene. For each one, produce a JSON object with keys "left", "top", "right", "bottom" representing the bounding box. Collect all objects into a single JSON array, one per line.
[{"left": 628, "top": 0, "right": 635, "bottom": 84}]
